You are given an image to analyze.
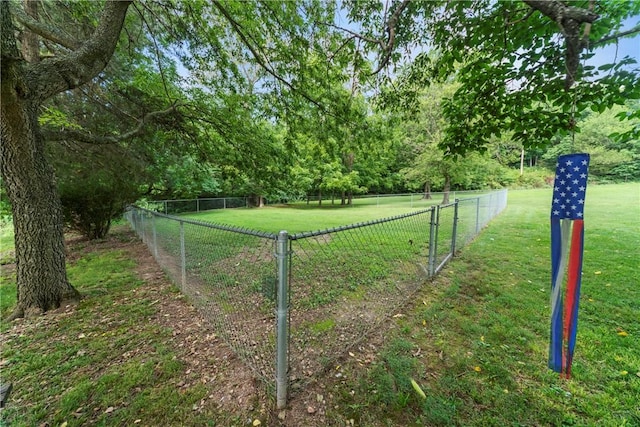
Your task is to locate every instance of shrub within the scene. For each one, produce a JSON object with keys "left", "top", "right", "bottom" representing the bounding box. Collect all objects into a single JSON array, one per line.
[
  {"left": 510, "top": 168, "right": 552, "bottom": 189},
  {"left": 59, "top": 167, "right": 141, "bottom": 239},
  {"left": 52, "top": 142, "right": 145, "bottom": 240}
]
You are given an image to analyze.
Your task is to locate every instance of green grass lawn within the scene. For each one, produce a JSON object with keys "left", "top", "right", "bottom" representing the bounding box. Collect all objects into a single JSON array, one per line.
[
  {"left": 0, "top": 183, "right": 638, "bottom": 426},
  {"left": 183, "top": 201, "right": 434, "bottom": 234},
  {"left": 0, "top": 231, "right": 253, "bottom": 426},
  {"left": 322, "top": 182, "right": 640, "bottom": 426},
  {"left": 0, "top": 223, "right": 15, "bottom": 317}
]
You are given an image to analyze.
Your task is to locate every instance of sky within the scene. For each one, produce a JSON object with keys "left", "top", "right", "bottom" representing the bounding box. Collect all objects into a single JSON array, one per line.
[{"left": 586, "top": 16, "right": 640, "bottom": 68}]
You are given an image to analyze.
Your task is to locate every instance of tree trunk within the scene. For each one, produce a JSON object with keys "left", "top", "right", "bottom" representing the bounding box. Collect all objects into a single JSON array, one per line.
[
  {"left": 422, "top": 181, "right": 432, "bottom": 199},
  {"left": 441, "top": 176, "right": 451, "bottom": 205},
  {"left": 0, "top": 74, "right": 79, "bottom": 319},
  {"left": 0, "top": 0, "right": 131, "bottom": 318},
  {"left": 248, "top": 194, "right": 264, "bottom": 207}
]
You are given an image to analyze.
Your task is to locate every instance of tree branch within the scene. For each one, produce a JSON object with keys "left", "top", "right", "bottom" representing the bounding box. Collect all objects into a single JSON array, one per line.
[
  {"left": 506, "top": 8, "right": 534, "bottom": 26},
  {"left": 581, "top": 0, "right": 595, "bottom": 48},
  {"left": 132, "top": 3, "right": 175, "bottom": 104},
  {"left": 20, "top": 0, "right": 41, "bottom": 63},
  {"left": 24, "top": 1, "right": 132, "bottom": 103},
  {"left": 592, "top": 24, "right": 640, "bottom": 47},
  {"left": 522, "top": 0, "right": 599, "bottom": 28},
  {"left": 523, "top": 0, "right": 600, "bottom": 90},
  {"left": 43, "top": 104, "right": 181, "bottom": 145},
  {"left": 322, "top": 0, "right": 410, "bottom": 75},
  {"left": 324, "top": 22, "right": 384, "bottom": 47},
  {"left": 12, "top": 2, "right": 81, "bottom": 50},
  {"left": 212, "top": 0, "right": 329, "bottom": 113},
  {"left": 372, "top": 0, "right": 411, "bottom": 75}
]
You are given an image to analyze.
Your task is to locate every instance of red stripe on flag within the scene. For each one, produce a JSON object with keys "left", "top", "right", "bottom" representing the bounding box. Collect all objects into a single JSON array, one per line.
[{"left": 562, "top": 220, "right": 584, "bottom": 377}]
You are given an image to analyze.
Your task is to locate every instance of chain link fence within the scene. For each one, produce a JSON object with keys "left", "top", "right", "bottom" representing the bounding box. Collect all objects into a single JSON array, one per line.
[
  {"left": 142, "top": 191, "right": 497, "bottom": 215},
  {"left": 125, "top": 210, "right": 278, "bottom": 384},
  {"left": 144, "top": 197, "right": 249, "bottom": 214},
  {"left": 125, "top": 189, "right": 507, "bottom": 408}
]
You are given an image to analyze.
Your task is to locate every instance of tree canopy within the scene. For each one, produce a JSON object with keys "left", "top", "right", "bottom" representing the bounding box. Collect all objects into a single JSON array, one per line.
[
  {"left": 1, "top": 0, "right": 638, "bottom": 317},
  {"left": 352, "top": 0, "right": 640, "bottom": 154}
]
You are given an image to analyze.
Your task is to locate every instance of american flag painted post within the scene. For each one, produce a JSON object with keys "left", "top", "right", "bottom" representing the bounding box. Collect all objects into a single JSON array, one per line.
[{"left": 549, "top": 153, "right": 590, "bottom": 378}]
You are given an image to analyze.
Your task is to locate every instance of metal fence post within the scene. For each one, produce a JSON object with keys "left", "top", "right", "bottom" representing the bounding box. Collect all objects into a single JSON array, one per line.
[
  {"left": 451, "top": 200, "right": 459, "bottom": 255},
  {"left": 475, "top": 197, "right": 481, "bottom": 234},
  {"left": 180, "top": 221, "right": 186, "bottom": 290},
  {"left": 275, "top": 231, "right": 290, "bottom": 409},
  {"left": 487, "top": 192, "right": 493, "bottom": 219},
  {"left": 152, "top": 214, "right": 158, "bottom": 259},
  {"left": 428, "top": 206, "right": 438, "bottom": 277},
  {"left": 140, "top": 213, "right": 146, "bottom": 244},
  {"left": 223, "top": 198, "right": 227, "bottom": 209}
]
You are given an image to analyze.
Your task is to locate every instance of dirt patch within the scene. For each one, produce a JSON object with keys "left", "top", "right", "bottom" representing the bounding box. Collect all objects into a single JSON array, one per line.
[{"left": 109, "top": 227, "right": 266, "bottom": 415}]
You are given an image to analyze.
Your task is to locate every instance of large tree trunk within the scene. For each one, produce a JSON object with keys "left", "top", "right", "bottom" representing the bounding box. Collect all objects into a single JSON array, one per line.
[
  {"left": 0, "top": 0, "right": 131, "bottom": 318},
  {"left": 0, "top": 91, "right": 79, "bottom": 318}
]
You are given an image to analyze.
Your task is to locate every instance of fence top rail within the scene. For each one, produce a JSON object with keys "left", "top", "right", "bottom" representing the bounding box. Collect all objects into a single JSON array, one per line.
[
  {"left": 147, "top": 197, "right": 246, "bottom": 204},
  {"left": 289, "top": 206, "right": 434, "bottom": 241},
  {"left": 440, "top": 201, "right": 457, "bottom": 208},
  {"left": 127, "top": 205, "right": 277, "bottom": 240}
]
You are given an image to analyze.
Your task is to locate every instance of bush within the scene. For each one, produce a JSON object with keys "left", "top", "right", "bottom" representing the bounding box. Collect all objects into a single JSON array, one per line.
[
  {"left": 59, "top": 167, "right": 141, "bottom": 239},
  {"left": 510, "top": 168, "right": 552, "bottom": 189},
  {"left": 51, "top": 142, "right": 145, "bottom": 240}
]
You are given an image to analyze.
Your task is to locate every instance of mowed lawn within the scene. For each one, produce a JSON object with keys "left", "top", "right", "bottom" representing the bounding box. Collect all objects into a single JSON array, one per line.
[
  {"left": 320, "top": 182, "right": 639, "bottom": 426},
  {"left": 0, "top": 183, "right": 638, "bottom": 426},
  {"left": 185, "top": 193, "right": 444, "bottom": 234}
]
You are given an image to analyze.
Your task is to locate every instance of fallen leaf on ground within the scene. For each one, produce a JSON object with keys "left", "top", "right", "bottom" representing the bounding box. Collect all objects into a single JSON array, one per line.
[{"left": 411, "top": 379, "right": 427, "bottom": 399}]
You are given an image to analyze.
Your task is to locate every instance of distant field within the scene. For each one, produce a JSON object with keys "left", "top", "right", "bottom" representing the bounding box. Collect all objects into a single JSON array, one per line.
[
  {"left": 182, "top": 191, "right": 491, "bottom": 234},
  {"left": 183, "top": 200, "right": 430, "bottom": 234}
]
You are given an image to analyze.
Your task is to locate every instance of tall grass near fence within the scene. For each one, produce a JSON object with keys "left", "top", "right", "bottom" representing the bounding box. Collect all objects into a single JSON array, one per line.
[{"left": 125, "top": 189, "right": 507, "bottom": 407}]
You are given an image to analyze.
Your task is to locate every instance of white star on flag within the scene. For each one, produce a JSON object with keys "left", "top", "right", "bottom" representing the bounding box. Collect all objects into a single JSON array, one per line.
[{"left": 551, "top": 154, "right": 590, "bottom": 219}]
